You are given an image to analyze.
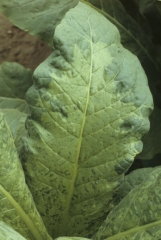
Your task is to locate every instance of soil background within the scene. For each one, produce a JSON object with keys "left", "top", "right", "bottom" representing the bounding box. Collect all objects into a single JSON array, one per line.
[{"left": 0, "top": 13, "right": 52, "bottom": 71}]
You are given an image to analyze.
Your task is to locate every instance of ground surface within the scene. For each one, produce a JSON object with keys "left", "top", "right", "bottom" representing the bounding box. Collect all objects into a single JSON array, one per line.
[{"left": 0, "top": 13, "right": 52, "bottom": 71}]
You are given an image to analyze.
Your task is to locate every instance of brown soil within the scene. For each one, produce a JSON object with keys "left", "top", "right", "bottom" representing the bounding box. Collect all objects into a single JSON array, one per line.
[{"left": 0, "top": 13, "right": 52, "bottom": 71}]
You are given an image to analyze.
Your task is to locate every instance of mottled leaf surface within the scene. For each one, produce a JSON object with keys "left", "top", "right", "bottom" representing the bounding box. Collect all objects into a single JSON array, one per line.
[
  {"left": 137, "top": 108, "right": 161, "bottom": 159},
  {"left": 0, "top": 0, "right": 79, "bottom": 46},
  {"left": 116, "top": 167, "right": 160, "bottom": 203},
  {"left": 93, "top": 168, "right": 161, "bottom": 240},
  {"left": 23, "top": 2, "right": 153, "bottom": 238},
  {"left": 82, "top": 0, "right": 161, "bottom": 108},
  {"left": 0, "top": 62, "right": 32, "bottom": 99},
  {"left": 0, "top": 114, "right": 52, "bottom": 240},
  {"left": 0, "top": 221, "right": 26, "bottom": 240}
]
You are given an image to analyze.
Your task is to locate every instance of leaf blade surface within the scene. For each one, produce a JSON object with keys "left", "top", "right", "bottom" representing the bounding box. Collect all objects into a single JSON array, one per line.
[
  {"left": 0, "top": 114, "right": 52, "bottom": 240},
  {"left": 23, "top": 2, "right": 153, "bottom": 238},
  {"left": 93, "top": 168, "right": 161, "bottom": 240}
]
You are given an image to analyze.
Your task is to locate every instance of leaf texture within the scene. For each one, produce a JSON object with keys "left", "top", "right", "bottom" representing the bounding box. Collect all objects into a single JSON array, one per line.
[
  {"left": 93, "top": 168, "right": 161, "bottom": 240},
  {"left": 116, "top": 167, "right": 160, "bottom": 204},
  {"left": 82, "top": 0, "right": 161, "bottom": 109},
  {"left": 0, "top": 114, "right": 52, "bottom": 240},
  {"left": 0, "top": 221, "right": 26, "bottom": 240},
  {"left": 22, "top": 2, "right": 153, "bottom": 238},
  {"left": 0, "top": 0, "right": 79, "bottom": 46}
]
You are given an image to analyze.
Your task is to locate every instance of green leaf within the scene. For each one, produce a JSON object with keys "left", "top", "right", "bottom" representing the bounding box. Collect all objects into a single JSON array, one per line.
[
  {"left": 137, "top": 107, "right": 161, "bottom": 159},
  {"left": 0, "top": 114, "right": 52, "bottom": 240},
  {"left": 0, "top": 221, "right": 26, "bottom": 240},
  {"left": 0, "top": 0, "right": 79, "bottom": 47},
  {"left": 22, "top": 2, "right": 153, "bottom": 238},
  {"left": 93, "top": 167, "right": 161, "bottom": 240},
  {"left": 0, "top": 62, "right": 32, "bottom": 99}
]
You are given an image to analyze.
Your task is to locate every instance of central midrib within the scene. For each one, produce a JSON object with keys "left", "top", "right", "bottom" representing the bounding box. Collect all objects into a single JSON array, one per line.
[{"left": 59, "top": 22, "right": 93, "bottom": 235}]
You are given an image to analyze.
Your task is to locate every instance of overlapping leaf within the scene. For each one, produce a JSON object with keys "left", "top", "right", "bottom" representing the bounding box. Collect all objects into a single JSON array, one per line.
[
  {"left": 0, "top": 114, "right": 52, "bottom": 240},
  {"left": 116, "top": 167, "right": 159, "bottom": 204},
  {"left": 0, "top": 62, "right": 31, "bottom": 152},
  {"left": 22, "top": 2, "right": 153, "bottom": 238},
  {"left": 0, "top": 0, "right": 79, "bottom": 46},
  {"left": 93, "top": 167, "right": 161, "bottom": 240},
  {"left": 0, "top": 221, "right": 26, "bottom": 240}
]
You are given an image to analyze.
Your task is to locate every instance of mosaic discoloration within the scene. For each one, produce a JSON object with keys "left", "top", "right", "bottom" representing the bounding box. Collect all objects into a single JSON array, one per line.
[{"left": 23, "top": 2, "right": 153, "bottom": 239}]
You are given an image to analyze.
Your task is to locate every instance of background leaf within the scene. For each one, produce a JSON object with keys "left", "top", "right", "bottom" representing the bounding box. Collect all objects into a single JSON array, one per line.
[
  {"left": 0, "top": 0, "right": 79, "bottom": 47},
  {"left": 133, "top": 0, "right": 156, "bottom": 15},
  {"left": 22, "top": 2, "right": 153, "bottom": 238},
  {"left": 0, "top": 114, "right": 52, "bottom": 240},
  {"left": 93, "top": 167, "right": 161, "bottom": 240},
  {"left": 137, "top": 107, "right": 161, "bottom": 159}
]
